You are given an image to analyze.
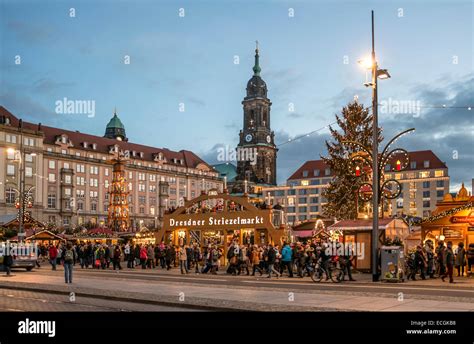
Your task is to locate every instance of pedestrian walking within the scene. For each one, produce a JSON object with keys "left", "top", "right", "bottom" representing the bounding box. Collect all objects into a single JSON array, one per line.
[
  {"left": 179, "top": 246, "right": 189, "bottom": 274},
  {"left": 48, "top": 245, "right": 58, "bottom": 271},
  {"left": 61, "top": 243, "right": 76, "bottom": 283},
  {"left": 441, "top": 241, "right": 455, "bottom": 283},
  {"left": 455, "top": 242, "right": 466, "bottom": 277},
  {"left": 266, "top": 244, "right": 281, "bottom": 279},
  {"left": 113, "top": 245, "right": 123, "bottom": 270},
  {"left": 280, "top": 242, "right": 294, "bottom": 277}
]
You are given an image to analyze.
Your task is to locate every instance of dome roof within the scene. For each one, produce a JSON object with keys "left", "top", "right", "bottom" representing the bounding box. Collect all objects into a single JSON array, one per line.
[
  {"left": 104, "top": 111, "right": 127, "bottom": 140},
  {"left": 106, "top": 113, "right": 125, "bottom": 130},
  {"left": 246, "top": 75, "right": 267, "bottom": 98}
]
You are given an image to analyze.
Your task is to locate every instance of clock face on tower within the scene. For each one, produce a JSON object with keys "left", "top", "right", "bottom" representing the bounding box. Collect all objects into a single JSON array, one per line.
[
  {"left": 266, "top": 135, "right": 271, "bottom": 143},
  {"left": 245, "top": 134, "right": 253, "bottom": 142}
]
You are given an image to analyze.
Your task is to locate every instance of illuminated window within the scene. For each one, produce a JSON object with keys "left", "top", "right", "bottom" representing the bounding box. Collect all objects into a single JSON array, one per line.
[
  {"left": 434, "top": 170, "right": 444, "bottom": 177},
  {"left": 301, "top": 180, "right": 309, "bottom": 186},
  {"left": 395, "top": 173, "right": 402, "bottom": 180},
  {"left": 419, "top": 171, "right": 430, "bottom": 178}
]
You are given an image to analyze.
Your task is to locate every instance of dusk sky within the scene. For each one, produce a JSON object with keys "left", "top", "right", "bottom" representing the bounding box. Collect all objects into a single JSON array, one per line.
[{"left": 1, "top": 0, "right": 472, "bottom": 190}]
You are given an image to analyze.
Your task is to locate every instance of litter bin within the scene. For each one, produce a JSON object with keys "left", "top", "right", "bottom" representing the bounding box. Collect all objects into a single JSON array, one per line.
[{"left": 381, "top": 246, "right": 405, "bottom": 282}]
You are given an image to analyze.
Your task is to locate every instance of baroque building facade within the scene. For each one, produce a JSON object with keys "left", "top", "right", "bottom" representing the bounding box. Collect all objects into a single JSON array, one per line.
[{"left": 0, "top": 106, "right": 222, "bottom": 230}]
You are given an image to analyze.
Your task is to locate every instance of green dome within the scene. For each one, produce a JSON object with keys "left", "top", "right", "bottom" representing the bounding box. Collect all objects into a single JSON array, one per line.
[
  {"left": 106, "top": 114, "right": 125, "bottom": 129},
  {"left": 104, "top": 111, "right": 127, "bottom": 140}
]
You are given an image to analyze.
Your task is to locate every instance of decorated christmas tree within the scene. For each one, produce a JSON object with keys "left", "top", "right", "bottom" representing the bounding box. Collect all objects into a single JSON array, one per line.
[{"left": 322, "top": 101, "right": 382, "bottom": 220}]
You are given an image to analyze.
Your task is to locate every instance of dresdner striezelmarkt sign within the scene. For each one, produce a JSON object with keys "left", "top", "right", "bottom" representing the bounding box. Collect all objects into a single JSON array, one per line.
[{"left": 169, "top": 215, "right": 266, "bottom": 228}]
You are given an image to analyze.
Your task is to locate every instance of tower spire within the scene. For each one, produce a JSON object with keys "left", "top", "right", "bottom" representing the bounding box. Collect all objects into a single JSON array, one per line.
[{"left": 253, "top": 40, "right": 261, "bottom": 76}]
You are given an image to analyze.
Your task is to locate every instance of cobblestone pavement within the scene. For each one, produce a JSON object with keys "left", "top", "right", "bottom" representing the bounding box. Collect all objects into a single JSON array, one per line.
[
  {"left": 0, "top": 267, "right": 473, "bottom": 311},
  {"left": 0, "top": 288, "right": 200, "bottom": 312}
]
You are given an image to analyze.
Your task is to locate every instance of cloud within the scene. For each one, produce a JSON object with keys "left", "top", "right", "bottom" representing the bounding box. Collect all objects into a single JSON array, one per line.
[
  {"left": 271, "top": 73, "right": 473, "bottom": 189},
  {"left": 7, "top": 21, "right": 54, "bottom": 44},
  {"left": 32, "top": 78, "right": 75, "bottom": 94},
  {"left": 287, "top": 112, "right": 304, "bottom": 119},
  {"left": 185, "top": 96, "right": 206, "bottom": 107}
]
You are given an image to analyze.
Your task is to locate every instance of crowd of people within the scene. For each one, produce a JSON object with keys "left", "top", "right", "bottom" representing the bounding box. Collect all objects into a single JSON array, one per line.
[
  {"left": 406, "top": 240, "right": 473, "bottom": 283},
  {"left": 31, "top": 239, "right": 474, "bottom": 284},
  {"left": 34, "top": 239, "right": 358, "bottom": 282}
]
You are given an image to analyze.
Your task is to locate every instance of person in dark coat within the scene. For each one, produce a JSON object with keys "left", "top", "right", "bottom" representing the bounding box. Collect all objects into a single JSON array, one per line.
[
  {"left": 412, "top": 245, "right": 427, "bottom": 280},
  {"left": 441, "top": 241, "right": 455, "bottom": 283},
  {"left": 165, "top": 245, "right": 173, "bottom": 270},
  {"left": 113, "top": 245, "right": 122, "bottom": 270},
  {"left": 3, "top": 248, "right": 13, "bottom": 276},
  {"left": 266, "top": 244, "right": 280, "bottom": 279}
]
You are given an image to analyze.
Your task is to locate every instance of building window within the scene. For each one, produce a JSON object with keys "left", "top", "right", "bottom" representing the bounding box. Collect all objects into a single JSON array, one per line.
[
  {"left": 423, "top": 191, "right": 430, "bottom": 198},
  {"left": 301, "top": 180, "right": 309, "bottom": 186},
  {"left": 90, "top": 166, "right": 99, "bottom": 175},
  {"left": 302, "top": 170, "right": 309, "bottom": 177},
  {"left": 5, "top": 188, "right": 16, "bottom": 204},
  {"left": 7, "top": 150, "right": 15, "bottom": 160},
  {"left": 288, "top": 216, "right": 296, "bottom": 223},
  {"left": 436, "top": 180, "right": 444, "bottom": 187},
  {"left": 423, "top": 160, "right": 430, "bottom": 168},
  {"left": 422, "top": 181, "right": 430, "bottom": 188},
  {"left": 49, "top": 160, "right": 55, "bottom": 169},
  {"left": 288, "top": 197, "right": 295, "bottom": 206},
  {"left": 423, "top": 200, "right": 431, "bottom": 208},
  {"left": 7, "top": 165, "right": 15, "bottom": 176},
  {"left": 6, "top": 134, "right": 17, "bottom": 143},
  {"left": 77, "top": 202, "right": 83, "bottom": 211},
  {"left": 298, "top": 206, "right": 307, "bottom": 213},
  {"left": 47, "top": 194, "right": 56, "bottom": 208},
  {"left": 310, "top": 206, "right": 319, "bottom": 212},
  {"left": 298, "top": 189, "right": 307, "bottom": 195},
  {"left": 410, "top": 161, "right": 417, "bottom": 169},
  {"left": 420, "top": 171, "right": 430, "bottom": 178},
  {"left": 105, "top": 168, "right": 109, "bottom": 176},
  {"left": 310, "top": 197, "right": 319, "bottom": 203},
  {"left": 91, "top": 203, "right": 97, "bottom": 212},
  {"left": 298, "top": 215, "right": 307, "bottom": 221},
  {"left": 423, "top": 210, "right": 431, "bottom": 217},
  {"left": 310, "top": 179, "right": 321, "bottom": 185},
  {"left": 138, "top": 196, "right": 146, "bottom": 204},
  {"left": 64, "top": 175, "right": 72, "bottom": 184},
  {"left": 64, "top": 188, "right": 71, "bottom": 197},
  {"left": 434, "top": 170, "right": 444, "bottom": 177},
  {"left": 76, "top": 164, "right": 85, "bottom": 173},
  {"left": 25, "top": 154, "right": 33, "bottom": 162},
  {"left": 298, "top": 197, "right": 307, "bottom": 204},
  {"left": 24, "top": 167, "right": 33, "bottom": 177},
  {"left": 140, "top": 207, "right": 145, "bottom": 214},
  {"left": 286, "top": 206, "right": 296, "bottom": 213},
  {"left": 437, "top": 190, "right": 444, "bottom": 198},
  {"left": 150, "top": 207, "right": 155, "bottom": 215},
  {"left": 129, "top": 172, "right": 133, "bottom": 179},
  {"left": 287, "top": 189, "right": 296, "bottom": 196},
  {"left": 325, "top": 168, "right": 331, "bottom": 176},
  {"left": 139, "top": 184, "right": 145, "bottom": 192}
]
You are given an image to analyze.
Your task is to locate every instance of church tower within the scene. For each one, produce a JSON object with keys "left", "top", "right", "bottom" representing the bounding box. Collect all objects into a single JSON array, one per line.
[{"left": 235, "top": 43, "right": 277, "bottom": 187}]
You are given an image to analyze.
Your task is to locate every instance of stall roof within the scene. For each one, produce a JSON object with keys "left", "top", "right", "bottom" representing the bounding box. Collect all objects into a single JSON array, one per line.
[{"left": 25, "top": 230, "right": 66, "bottom": 241}]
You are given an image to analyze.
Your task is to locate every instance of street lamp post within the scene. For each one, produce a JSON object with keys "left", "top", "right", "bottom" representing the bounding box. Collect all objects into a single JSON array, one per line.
[{"left": 357, "top": 11, "right": 393, "bottom": 281}]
